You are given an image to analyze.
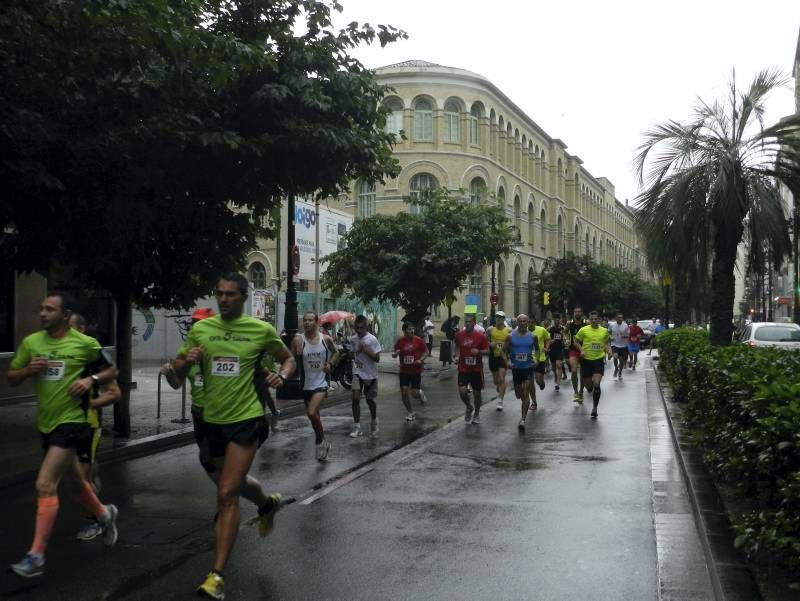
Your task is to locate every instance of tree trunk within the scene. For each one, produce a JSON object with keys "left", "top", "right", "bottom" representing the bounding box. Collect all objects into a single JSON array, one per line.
[
  {"left": 673, "top": 271, "right": 691, "bottom": 326},
  {"left": 709, "top": 230, "right": 740, "bottom": 346},
  {"left": 112, "top": 290, "right": 132, "bottom": 436}
]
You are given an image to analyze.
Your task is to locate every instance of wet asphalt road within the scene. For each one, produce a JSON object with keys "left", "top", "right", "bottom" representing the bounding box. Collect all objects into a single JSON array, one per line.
[{"left": 2, "top": 360, "right": 664, "bottom": 601}]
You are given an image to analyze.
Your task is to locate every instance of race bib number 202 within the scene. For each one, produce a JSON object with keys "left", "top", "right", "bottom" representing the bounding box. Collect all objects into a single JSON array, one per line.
[{"left": 212, "top": 356, "right": 240, "bottom": 377}]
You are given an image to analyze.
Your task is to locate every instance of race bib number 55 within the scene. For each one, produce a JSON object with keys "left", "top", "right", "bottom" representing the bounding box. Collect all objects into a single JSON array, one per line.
[{"left": 212, "top": 356, "right": 240, "bottom": 377}]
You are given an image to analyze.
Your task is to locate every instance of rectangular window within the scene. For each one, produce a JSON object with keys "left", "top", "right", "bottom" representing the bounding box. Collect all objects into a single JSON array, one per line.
[
  {"left": 386, "top": 111, "right": 403, "bottom": 136},
  {"left": 469, "top": 117, "right": 479, "bottom": 145},
  {"left": 444, "top": 113, "right": 459, "bottom": 143},
  {"left": 357, "top": 194, "right": 376, "bottom": 218},
  {"left": 414, "top": 111, "right": 432, "bottom": 142}
]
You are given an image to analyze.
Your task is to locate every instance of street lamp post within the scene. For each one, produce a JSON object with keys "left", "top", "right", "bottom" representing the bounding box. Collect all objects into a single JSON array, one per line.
[
  {"left": 490, "top": 262, "right": 496, "bottom": 322},
  {"left": 279, "top": 194, "right": 302, "bottom": 399}
]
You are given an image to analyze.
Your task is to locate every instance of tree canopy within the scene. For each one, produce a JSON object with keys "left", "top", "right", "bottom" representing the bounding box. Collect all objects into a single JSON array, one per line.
[
  {"left": 321, "top": 190, "right": 517, "bottom": 323},
  {"left": 0, "top": 0, "right": 405, "bottom": 432}
]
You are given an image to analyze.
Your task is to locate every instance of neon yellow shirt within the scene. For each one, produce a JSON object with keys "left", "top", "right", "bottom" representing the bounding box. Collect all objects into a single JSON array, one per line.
[
  {"left": 188, "top": 364, "right": 205, "bottom": 409},
  {"left": 179, "top": 315, "right": 284, "bottom": 424},
  {"left": 532, "top": 325, "right": 550, "bottom": 362},
  {"left": 489, "top": 326, "right": 510, "bottom": 358},
  {"left": 575, "top": 325, "right": 610, "bottom": 361},
  {"left": 10, "top": 329, "right": 103, "bottom": 433}
]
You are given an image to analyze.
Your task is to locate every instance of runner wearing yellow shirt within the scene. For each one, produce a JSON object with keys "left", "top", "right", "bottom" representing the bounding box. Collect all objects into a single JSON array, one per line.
[
  {"left": 531, "top": 316, "right": 551, "bottom": 396},
  {"left": 573, "top": 311, "right": 613, "bottom": 420},
  {"left": 172, "top": 273, "right": 295, "bottom": 601},
  {"left": 487, "top": 311, "right": 510, "bottom": 411}
]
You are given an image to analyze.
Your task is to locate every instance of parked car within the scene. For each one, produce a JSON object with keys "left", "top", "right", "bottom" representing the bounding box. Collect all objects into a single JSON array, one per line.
[
  {"left": 637, "top": 319, "right": 654, "bottom": 348},
  {"left": 739, "top": 322, "right": 800, "bottom": 349}
]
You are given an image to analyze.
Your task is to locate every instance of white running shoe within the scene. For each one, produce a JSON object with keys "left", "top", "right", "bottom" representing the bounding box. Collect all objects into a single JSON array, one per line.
[
  {"left": 471, "top": 413, "right": 480, "bottom": 425},
  {"left": 496, "top": 399, "right": 504, "bottom": 411},
  {"left": 316, "top": 440, "right": 331, "bottom": 461},
  {"left": 405, "top": 412, "right": 416, "bottom": 422},
  {"left": 101, "top": 504, "right": 119, "bottom": 546},
  {"left": 348, "top": 424, "right": 362, "bottom": 438},
  {"left": 418, "top": 390, "right": 427, "bottom": 405},
  {"left": 518, "top": 418, "right": 526, "bottom": 432}
]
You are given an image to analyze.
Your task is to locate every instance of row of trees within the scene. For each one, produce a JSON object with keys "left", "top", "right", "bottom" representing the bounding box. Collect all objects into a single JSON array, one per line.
[{"left": 1, "top": 0, "right": 406, "bottom": 434}]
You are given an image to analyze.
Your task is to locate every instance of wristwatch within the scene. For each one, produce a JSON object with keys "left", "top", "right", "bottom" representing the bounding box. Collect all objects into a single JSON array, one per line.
[{"left": 90, "top": 374, "right": 100, "bottom": 383}]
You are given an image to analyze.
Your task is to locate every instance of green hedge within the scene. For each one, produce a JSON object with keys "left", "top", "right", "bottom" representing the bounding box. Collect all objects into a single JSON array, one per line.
[{"left": 657, "top": 328, "right": 800, "bottom": 575}]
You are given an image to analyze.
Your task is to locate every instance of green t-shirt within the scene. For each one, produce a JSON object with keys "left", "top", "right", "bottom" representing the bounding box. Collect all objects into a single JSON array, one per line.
[
  {"left": 532, "top": 325, "right": 550, "bottom": 362},
  {"left": 179, "top": 315, "right": 284, "bottom": 424},
  {"left": 188, "top": 364, "right": 205, "bottom": 409},
  {"left": 575, "top": 325, "right": 610, "bottom": 361},
  {"left": 10, "top": 329, "right": 103, "bottom": 433}
]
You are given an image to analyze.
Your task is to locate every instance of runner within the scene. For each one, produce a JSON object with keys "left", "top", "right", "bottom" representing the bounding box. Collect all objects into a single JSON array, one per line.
[
  {"left": 172, "top": 273, "right": 295, "bottom": 600},
  {"left": 423, "top": 313, "right": 435, "bottom": 355},
  {"left": 292, "top": 312, "right": 338, "bottom": 457},
  {"left": 566, "top": 307, "right": 587, "bottom": 404},
  {"left": 7, "top": 293, "right": 120, "bottom": 578},
  {"left": 487, "top": 311, "right": 510, "bottom": 411},
  {"left": 69, "top": 313, "right": 121, "bottom": 542},
  {"left": 349, "top": 315, "right": 381, "bottom": 434},
  {"left": 547, "top": 317, "right": 566, "bottom": 391},
  {"left": 609, "top": 312, "right": 630, "bottom": 380},
  {"left": 392, "top": 321, "right": 428, "bottom": 423},
  {"left": 531, "top": 315, "right": 551, "bottom": 393},
  {"left": 573, "top": 310, "right": 612, "bottom": 419},
  {"left": 627, "top": 318, "right": 644, "bottom": 370},
  {"left": 502, "top": 314, "right": 539, "bottom": 432},
  {"left": 453, "top": 314, "right": 489, "bottom": 424}
]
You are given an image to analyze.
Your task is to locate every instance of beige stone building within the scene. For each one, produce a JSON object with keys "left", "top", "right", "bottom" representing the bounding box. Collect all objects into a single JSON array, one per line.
[{"left": 246, "top": 60, "right": 648, "bottom": 328}]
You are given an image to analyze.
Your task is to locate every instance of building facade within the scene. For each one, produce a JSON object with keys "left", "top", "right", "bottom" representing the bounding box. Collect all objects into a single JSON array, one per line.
[{"left": 333, "top": 60, "right": 646, "bottom": 320}]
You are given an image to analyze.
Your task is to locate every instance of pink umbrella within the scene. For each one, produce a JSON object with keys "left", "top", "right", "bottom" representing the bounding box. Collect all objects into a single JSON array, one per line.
[{"left": 319, "top": 310, "right": 355, "bottom": 324}]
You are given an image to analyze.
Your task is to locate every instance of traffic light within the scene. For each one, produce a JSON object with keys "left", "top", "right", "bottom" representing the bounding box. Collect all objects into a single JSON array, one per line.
[{"left": 543, "top": 291, "right": 550, "bottom": 305}]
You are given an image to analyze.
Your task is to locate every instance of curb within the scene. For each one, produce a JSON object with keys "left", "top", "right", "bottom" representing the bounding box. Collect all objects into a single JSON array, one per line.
[{"left": 652, "top": 367, "right": 761, "bottom": 601}]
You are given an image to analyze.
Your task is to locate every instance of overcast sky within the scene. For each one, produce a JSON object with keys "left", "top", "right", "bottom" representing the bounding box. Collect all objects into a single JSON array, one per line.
[{"left": 333, "top": 0, "right": 799, "bottom": 204}]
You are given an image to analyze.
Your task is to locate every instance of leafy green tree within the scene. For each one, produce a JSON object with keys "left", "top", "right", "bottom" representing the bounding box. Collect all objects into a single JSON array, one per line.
[
  {"left": 634, "top": 69, "right": 800, "bottom": 345},
  {"left": 321, "top": 190, "right": 517, "bottom": 325},
  {"left": 0, "top": 0, "right": 404, "bottom": 433}
]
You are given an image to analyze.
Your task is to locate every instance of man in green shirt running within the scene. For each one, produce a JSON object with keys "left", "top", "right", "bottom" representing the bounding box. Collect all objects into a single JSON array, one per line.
[
  {"left": 7, "top": 293, "right": 120, "bottom": 579},
  {"left": 172, "top": 273, "right": 295, "bottom": 601},
  {"left": 573, "top": 310, "right": 612, "bottom": 420}
]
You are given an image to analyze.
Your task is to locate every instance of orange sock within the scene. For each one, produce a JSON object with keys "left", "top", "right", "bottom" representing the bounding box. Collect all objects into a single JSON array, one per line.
[
  {"left": 30, "top": 496, "right": 59, "bottom": 555},
  {"left": 75, "top": 480, "right": 106, "bottom": 520}
]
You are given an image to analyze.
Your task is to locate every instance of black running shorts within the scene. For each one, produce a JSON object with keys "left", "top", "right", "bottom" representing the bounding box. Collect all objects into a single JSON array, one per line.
[
  {"left": 205, "top": 417, "right": 269, "bottom": 458},
  {"left": 40, "top": 422, "right": 92, "bottom": 463}
]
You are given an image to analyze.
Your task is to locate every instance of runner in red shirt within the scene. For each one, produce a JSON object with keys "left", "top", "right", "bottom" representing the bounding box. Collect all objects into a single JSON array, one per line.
[
  {"left": 392, "top": 322, "right": 429, "bottom": 421},
  {"left": 627, "top": 318, "right": 644, "bottom": 370},
  {"left": 453, "top": 314, "right": 490, "bottom": 425}
]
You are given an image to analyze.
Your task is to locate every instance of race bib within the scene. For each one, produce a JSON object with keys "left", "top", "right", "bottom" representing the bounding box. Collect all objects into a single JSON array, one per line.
[
  {"left": 515, "top": 352, "right": 528, "bottom": 362},
  {"left": 308, "top": 361, "right": 321, "bottom": 371},
  {"left": 590, "top": 343, "right": 602, "bottom": 352},
  {"left": 40, "top": 360, "right": 65, "bottom": 381},
  {"left": 494, "top": 342, "right": 504, "bottom": 350},
  {"left": 403, "top": 355, "right": 415, "bottom": 365},
  {"left": 464, "top": 356, "right": 477, "bottom": 366},
  {"left": 211, "top": 356, "right": 240, "bottom": 377},
  {"left": 195, "top": 374, "right": 204, "bottom": 388},
  {"left": 553, "top": 333, "right": 562, "bottom": 341},
  {"left": 355, "top": 360, "right": 364, "bottom": 370}
]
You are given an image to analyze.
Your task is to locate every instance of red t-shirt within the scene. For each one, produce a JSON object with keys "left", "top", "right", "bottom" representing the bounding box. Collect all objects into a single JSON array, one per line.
[
  {"left": 455, "top": 329, "right": 489, "bottom": 373},
  {"left": 394, "top": 336, "right": 427, "bottom": 374},
  {"left": 628, "top": 325, "right": 644, "bottom": 344}
]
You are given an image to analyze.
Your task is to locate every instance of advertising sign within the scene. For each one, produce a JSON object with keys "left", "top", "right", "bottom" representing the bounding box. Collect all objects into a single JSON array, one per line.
[{"left": 294, "top": 199, "right": 353, "bottom": 280}]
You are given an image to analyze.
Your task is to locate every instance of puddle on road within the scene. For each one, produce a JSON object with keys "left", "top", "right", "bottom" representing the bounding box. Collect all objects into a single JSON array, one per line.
[{"left": 428, "top": 450, "right": 546, "bottom": 471}]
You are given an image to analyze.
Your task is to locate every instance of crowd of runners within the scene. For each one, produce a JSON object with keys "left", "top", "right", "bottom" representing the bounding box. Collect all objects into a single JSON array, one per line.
[{"left": 6, "top": 272, "right": 652, "bottom": 599}]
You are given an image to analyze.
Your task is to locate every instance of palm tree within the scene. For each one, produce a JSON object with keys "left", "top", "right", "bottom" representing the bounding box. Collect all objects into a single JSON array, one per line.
[{"left": 634, "top": 69, "right": 800, "bottom": 345}]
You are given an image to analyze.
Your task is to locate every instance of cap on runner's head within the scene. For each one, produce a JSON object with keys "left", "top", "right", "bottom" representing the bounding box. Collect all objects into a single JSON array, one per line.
[
  {"left": 495, "top": 311, "right": 506, "bottom": 318},
  {"left": 192, "top": 307, "right": 215, "bottom": 320}
]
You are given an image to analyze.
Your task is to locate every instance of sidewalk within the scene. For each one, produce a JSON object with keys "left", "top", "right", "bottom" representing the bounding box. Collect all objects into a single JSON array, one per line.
[{"left": 0, "top": 351, "right": 455, "bottom": 488}]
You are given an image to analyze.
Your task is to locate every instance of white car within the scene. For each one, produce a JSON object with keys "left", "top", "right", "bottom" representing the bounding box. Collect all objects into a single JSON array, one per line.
[{"left": 739, "top": 322, "right": 800, "bottom": 349}]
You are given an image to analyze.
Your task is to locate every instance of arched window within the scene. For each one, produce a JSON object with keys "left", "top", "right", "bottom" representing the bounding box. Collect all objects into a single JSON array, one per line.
[
  {"left": 384, "top": 97, "right": 404, "bottom": 136},
  {"left": 528, "top": 201, "right": 535, "bottom": 247},
  {"left": 443, "top": 99, "right": 460, "bottom": 144},
  {"left": 469, "top": 177, "right": 486, "bottom": 205},
  {"left": 414, "top": 99, "right": 433, "bottom": 142},
  {"left": 249, "top": 262, "right": 267, "bottom": 290},
  {"left": 514, "top": 196, "right": 522, "bottom": 243},
  {"left": 469, "top": 103, "right": 482, "bottom": 145},
  {"left": 557, "top": 215, "right": 564, "bottom": 257},
  {"left": 539, "top": 209, "right": 546, "bottom": 250},
  {"left": 513, "top": 264, "right": 521, "bottom": 316},
  {"left": 409, "top": 173, "right": 438, "bottom": 214},
  {"left": 357, "top": 180, "right": 376, "bottom": 218}
]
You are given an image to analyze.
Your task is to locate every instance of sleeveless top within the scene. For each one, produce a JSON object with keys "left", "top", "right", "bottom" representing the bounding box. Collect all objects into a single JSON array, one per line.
[
  {"left": 300, "top": 333, "right": 329, "bottom": 391},
  {"left": 509, "top": 330, "right": 535, "bottom": 369}
]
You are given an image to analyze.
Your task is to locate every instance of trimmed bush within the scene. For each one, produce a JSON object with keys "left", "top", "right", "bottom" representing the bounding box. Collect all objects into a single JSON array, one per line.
[{"left": 657, "top": 328, "right": 800, "bottom": 575}]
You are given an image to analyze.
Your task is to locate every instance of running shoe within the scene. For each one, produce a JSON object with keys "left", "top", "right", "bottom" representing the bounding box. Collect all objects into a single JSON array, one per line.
[
  {"left": 316, "top": 440, "right": 331, "bottom": 462},
  {"left": 471, "top": 413, "right": 480, "bottom": 425},
  {"left": 562, "top": 372, "right": 568, "bottom": 381},
  {"left": 554, "top": 385, "right": 560, "bottom": 391},
  {"left": 9, "top": 553, "right": 44, "bottom": 578},
  {"left": 464, "top": 406, "right": 473, "bottom": 423},
  {"left": 76, "top": 517, "right": 103, "bottom": 541},
  {"left": 371, "top": 418, "right": 380, "bottom": 436},
  {"left": 405, "top": 412, "right": 416, "bottom": 422},
  {"left": 518, "top": 419, "right": 526, "bottom": 432},
  {"left": 591, "top": 403, "right": 598, "bottom": 419},
  {"left": 618, "top": 373, "right": 623, "bottom": 381},
  {"left": 101, "top": 504, "right": 119, "bottom": 546},
  {"left": 271, "top": 409, "right": 282, "bottom": 418},
  {"left": 255, "top": 493, "right": 283, "bottom": 537},
  {"left": 572, "top": 393, "right": 582, "bottom": 404},
  {"left": 418, "top": 390, "right": 427, "bottom": 405},
  {"left": 348, "top": 424, "right": 362, "bottom": 438},
  {"left": 531, "top": 399, "right": 538, "bottom": 411},
  {"left": 197, "top": 571, "right": 225, "bottom": 600},
  {"left": 496, "top": 399, "right": 504, "bottom": 411}
]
